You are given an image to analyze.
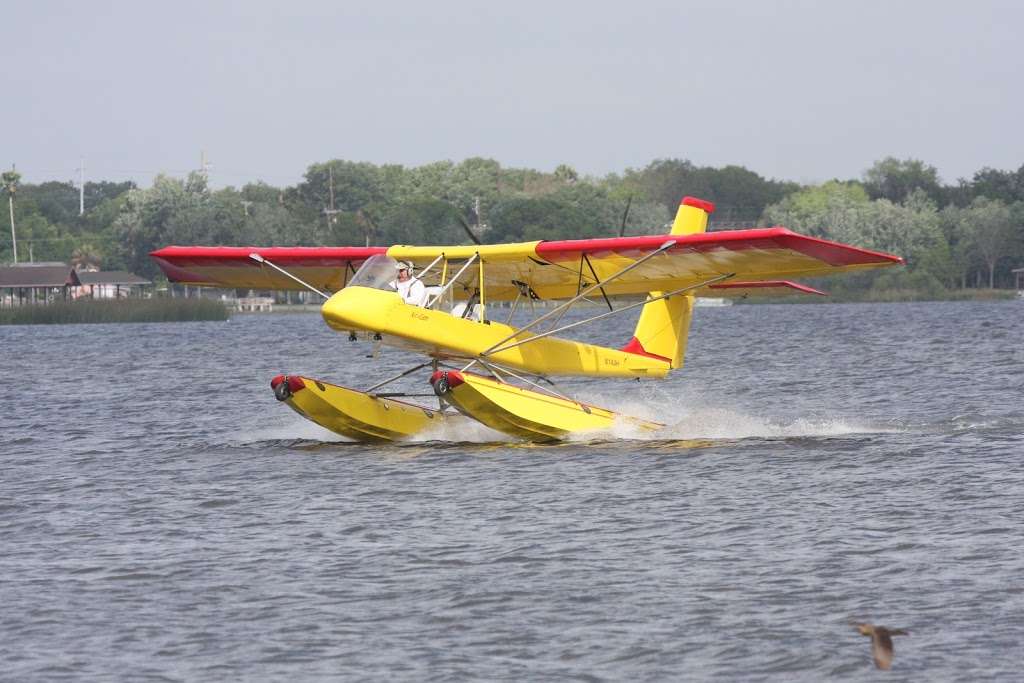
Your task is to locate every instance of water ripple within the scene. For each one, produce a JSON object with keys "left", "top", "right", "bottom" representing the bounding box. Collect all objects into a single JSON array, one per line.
[{"left": 1, "top": 302, "right": 1022, "bottom": 680}]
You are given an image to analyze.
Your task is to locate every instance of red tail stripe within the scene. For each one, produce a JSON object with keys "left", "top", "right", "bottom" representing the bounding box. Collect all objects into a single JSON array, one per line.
[{"left": 621, "top": 336, "right": 672, "bottom": 363}]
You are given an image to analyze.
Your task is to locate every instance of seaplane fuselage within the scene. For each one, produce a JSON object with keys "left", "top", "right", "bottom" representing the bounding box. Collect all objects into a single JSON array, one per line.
[{"left": 321, "top": 286, "right": 671, "bottom": 378}]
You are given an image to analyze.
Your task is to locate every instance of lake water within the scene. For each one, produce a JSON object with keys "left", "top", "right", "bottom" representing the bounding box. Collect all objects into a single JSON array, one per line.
[{"left": 1, "top": 301, "right": 1022, "bottom": 681}]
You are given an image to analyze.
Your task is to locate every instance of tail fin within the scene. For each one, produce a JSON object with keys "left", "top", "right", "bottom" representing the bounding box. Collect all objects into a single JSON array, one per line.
[{"left": 623, "top": 196, "right": 713, "bottom": 369}]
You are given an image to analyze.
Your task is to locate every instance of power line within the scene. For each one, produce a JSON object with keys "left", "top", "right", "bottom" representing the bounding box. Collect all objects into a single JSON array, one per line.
[{"left": 15, "top": 165, "right": 304, "bottom": 183}]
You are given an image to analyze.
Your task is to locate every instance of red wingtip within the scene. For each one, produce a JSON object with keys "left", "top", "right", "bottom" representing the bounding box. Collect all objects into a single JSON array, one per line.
[{"left": 682, "top": 196, "right": 716, "bottom": 214}]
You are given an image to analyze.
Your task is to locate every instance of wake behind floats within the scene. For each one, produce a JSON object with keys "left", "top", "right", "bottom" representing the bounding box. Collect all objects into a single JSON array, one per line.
[{"left": 151, "top": 197, "right": 903, "bottom": 442}]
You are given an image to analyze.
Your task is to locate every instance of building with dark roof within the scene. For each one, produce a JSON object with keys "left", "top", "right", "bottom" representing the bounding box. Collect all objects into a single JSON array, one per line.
[
  {"left": 0, "top": 263, "right": 82, "bottom": 306},
  {"left": 0, "top": 263, "right": 151, "bottom": 307},
  {"left": 0, "top": 263, "right": 81, "bottom": 288}
]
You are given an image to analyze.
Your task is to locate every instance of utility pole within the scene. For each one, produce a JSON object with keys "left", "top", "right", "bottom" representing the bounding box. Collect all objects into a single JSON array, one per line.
[
  {"left": 79, "top": 158, "right": 85, "bottom": 216},
  {"left": 473, "top": 196, "right": 489, "bottom": 238},
  {"left": 323, "top": 166, "right": 342, "bottom": 226},
  {"left": 7, "top": 195, "right": 13, "bottom": 263},
  {"left": 200, "top": 150, "right": 212, "bottom": 183}
]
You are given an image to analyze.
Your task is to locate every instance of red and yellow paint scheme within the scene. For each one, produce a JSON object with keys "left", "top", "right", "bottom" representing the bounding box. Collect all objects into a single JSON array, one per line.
[
  {"left": 428, "top": 369, "right": 663, "bottom": 442},
  {"left": 150, "top": 245, "right": 385, "bottom": 292},
  {"left": 270, "top": 374, "right": 460, "bottom": 442},
  {"left": 321, "top": 285, "right": 673, "bottom": 378},
  {"left": 152, "top": 197, "right": 903, "bottom": 443}
]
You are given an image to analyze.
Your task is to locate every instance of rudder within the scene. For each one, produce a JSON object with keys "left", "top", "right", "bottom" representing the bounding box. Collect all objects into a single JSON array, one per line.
[{"left": 623, "top": 196, "right": 714, "bottom": 369}]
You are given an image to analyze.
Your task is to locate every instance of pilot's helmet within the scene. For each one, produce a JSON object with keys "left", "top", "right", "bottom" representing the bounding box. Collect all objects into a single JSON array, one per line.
[{"left": 395, "top": 261, "right": 413, "bottom": 273}]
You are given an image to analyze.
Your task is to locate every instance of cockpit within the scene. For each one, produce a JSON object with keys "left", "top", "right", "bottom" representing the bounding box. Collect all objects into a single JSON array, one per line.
[
  {"left": 348, "top": 253, "right": 483, "bottom": 320},
  {"left": 348, "top": 254, "right": 403, "bottom": 291}
]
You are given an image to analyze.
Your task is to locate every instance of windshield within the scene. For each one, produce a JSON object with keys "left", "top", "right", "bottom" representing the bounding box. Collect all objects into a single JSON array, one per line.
[
  {"left": 349, "top": 254, "right": 401, "bottom": 291},
  {"left": 347, "top": 253, "right": 475, "bottom": 315}
]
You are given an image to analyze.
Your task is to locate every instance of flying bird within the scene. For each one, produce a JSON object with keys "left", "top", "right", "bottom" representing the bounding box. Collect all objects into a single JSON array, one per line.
[{"left": 854, "top": 622, "right": 909, "bottom": 670}]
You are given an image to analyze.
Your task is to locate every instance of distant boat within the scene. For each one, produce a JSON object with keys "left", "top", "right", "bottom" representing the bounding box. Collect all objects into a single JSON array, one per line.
[{"left": 695, "top": 297, "right": 732, "bottom": 307}]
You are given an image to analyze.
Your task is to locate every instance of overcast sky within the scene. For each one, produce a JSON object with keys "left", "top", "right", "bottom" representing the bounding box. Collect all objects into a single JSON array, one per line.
[{"left": 2, "top": 0, "right": 1021, "bottom": 189}]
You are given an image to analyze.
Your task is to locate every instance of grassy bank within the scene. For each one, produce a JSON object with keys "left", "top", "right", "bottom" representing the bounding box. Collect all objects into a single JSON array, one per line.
[
  {"left": 755, "top": 269, "right": 1023, "bottom": 304},
  {"left": 0, "top": 298, "right": 230, "bottom": 325},
  {"left": 736, "top": 288, "right": 1019, "bottom": 305},
  {"left": 848, "top": 288, "right": 1018, "bottom": 303}
]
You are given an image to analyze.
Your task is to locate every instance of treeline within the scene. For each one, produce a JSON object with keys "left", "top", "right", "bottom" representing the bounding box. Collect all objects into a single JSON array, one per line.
[{"left": 1, "top": 157, "right": 1022, "bottom": 295}]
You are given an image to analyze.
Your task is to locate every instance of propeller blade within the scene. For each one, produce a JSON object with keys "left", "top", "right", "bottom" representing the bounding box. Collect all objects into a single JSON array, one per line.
[
  {"left": 618, "top": 195, "right": 633, "bottom": 237},
  {"left": 454, "top": 211, "right": 482, "bottom": 245}
]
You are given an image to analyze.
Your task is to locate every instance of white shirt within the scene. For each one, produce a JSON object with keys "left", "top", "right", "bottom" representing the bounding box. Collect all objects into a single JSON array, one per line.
[{"left": 395, "top": 277, "right": 427, "bottom": 306}]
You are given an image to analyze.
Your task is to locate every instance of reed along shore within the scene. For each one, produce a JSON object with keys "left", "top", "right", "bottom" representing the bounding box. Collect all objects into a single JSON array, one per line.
[{"left": 0, "top": 299, "right": 230, "bottom": 325}]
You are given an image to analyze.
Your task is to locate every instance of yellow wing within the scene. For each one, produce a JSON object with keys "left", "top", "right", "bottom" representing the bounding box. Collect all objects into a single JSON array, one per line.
[{"left": 387, "top": 229, "right": 902, "bottom": 302}]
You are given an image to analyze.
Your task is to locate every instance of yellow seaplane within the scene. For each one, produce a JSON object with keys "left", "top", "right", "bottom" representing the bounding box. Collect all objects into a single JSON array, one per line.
[{"left": 151, "top": 197, "right": 903, "bottom": 442}]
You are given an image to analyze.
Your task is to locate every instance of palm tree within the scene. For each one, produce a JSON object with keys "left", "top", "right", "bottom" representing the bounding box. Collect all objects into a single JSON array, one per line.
[
  {"left": 71, "top": 244, "right": 103, "bottom": 271},
  {"left": 2, "top": 167, "right": 20, "bottom": 264}
]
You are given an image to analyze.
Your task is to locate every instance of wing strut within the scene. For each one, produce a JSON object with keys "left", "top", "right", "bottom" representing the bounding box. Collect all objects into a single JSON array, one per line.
[
  {"left": 476, "top": 359, "right": 577, "bottom": 404},
  {"left": 483, "top": 272, "right": 734, "bottom": 357},
  {"left": 427, "top": 253, "right": 477, "bottom": 308},
  {"left": 459, "top": 357, "right": 577, "bottom": 404},
  {"left": 583, "top": 254, "right": 614, "bottom": 312},
  {"left": 480, "top": 240, "right": 676, "bottom": 356},
  {"left": 364, "top": 361, "right": 437, "bottom": 394},
  {"left": 248, "top": 253, "right": 330, "bottom": 299}
]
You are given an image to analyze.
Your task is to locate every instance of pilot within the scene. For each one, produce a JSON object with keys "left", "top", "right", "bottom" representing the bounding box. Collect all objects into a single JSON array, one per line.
[{"left": 393, "top": 261, "right": 427, "bottom": 306}]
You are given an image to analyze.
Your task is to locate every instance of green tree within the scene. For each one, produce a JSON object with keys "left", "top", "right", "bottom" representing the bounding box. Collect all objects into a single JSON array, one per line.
[
  {"left": 968, "top": 165, "right": 1024, "bottom": 204},
  {"left": 487, "top": 196, "right": 591, "bottom": 242},
  {"left": 84, "top": 180, "right": 136, "bottom": 207},
  {"left": 443, "top": 157, "right": 503, "bottom": 223},
  {"left": 22, "top": 181, "right": 79, "bottom": 228},
  {"left": 299, "top": 160, "right": 390, "bottom": 212},
  {"left": 958, "top": 197, "right": 1017, "bottom": 288},
  {"left": 495, "top": 166, "right": 546, "bottom": 195},
  {"left": 112, "top": 173, "right": 220, "bottom": 277},
  {"left": 939, "top": 205, "right": 974, "bottom": 289},
  {"left": 16, "top": 213, "right": 75, "bottom": 262},
  {"left": 623, "top": 159, "right": 710, "bottom": 214},
  {"left": 621, "top": 159, "right": 793, "bottom": 223},
  {"left": 762, "top": 181, "right": 871, "bottom": 238},
  {"left": 405, "top": 161, "right": 454, "bottom": 200},
  {"left": 762, "top": 183, "right": 951, "bottom": 291},
  {"left": 701, "top": 165, "right": 799, "bottom": 225},
  {"left": 380, "top": 199, "right": 468, "bottom": 245},
  {"left": 863, "top": 157, "right": 943, "bottom": 205},
  {"left": 553, "top": 164, "right": 579, "bottom": 184},
  {"left": 70, "top": 243, "right": 104, "bottom": 270}
]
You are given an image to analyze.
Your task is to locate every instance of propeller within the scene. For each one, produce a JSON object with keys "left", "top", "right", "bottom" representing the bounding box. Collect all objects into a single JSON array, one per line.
[
  {"left": 453, "top": 209, "right": 483, "bottom": 245},
  {"left": 618, "top": 195, "right": 633, "bottom": 237}
]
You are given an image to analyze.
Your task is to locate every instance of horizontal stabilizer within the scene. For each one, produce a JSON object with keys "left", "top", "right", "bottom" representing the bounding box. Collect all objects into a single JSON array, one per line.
[
  {"left": 702, "top": 280, "right": 827, "bottom": 298},
  {"left": 150, "top": 246, "right": 385, "bottom": 292}
]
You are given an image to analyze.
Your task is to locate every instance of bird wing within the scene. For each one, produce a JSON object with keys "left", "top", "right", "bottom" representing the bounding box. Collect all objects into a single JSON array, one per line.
[{"left": 872, "top": 630, "right": 895, "bottom": 670}]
